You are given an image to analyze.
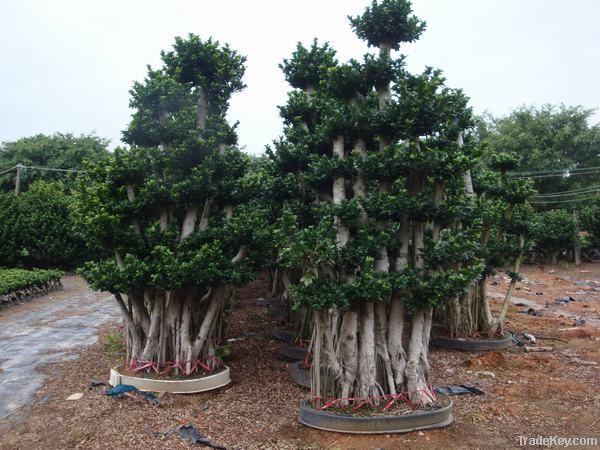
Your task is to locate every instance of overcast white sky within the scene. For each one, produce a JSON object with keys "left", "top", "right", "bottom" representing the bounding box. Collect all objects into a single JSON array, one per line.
[{"left": 1, "top": 0, "right": 599, "bottom": 154}]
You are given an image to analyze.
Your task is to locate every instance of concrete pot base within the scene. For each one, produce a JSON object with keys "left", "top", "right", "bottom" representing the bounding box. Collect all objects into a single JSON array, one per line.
[
  {"left": 290, "top": 361, "right": 310, "bottom": 388},
  {"left": 298, "top": 394, "right": 453, "bottom": 434},
  {"left": 273, "top": 326, "right": 295, "bottom": 343},
  {"left": 432, "top": 331, "right": 513, "bottom": 351},
  {"left": 279, "top": 343, "right": 308, "bottom": 361},
  {"left": 109, "top": 366, "right": 231, "bottom": 394}
]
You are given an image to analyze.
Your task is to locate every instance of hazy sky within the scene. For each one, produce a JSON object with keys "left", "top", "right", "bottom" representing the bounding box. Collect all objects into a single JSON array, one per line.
[{"left": 1, "top": 0, "right": 599, "bottom": 154}]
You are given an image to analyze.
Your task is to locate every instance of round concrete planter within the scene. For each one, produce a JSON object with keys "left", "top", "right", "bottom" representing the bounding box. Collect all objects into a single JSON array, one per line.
[
  {"left": 290, "top": 361, "right": 310, "bottom": 388},
  {"left": 298, "top": 394, "right": 453, "bottom": 434},
  {"left": 279, "top": 343, "right": 308, "bottom": 361},
  {"left": 273, "top": 326, "right": 295, "bottom": 343},
  {"left": 432, "top": 331, "right": 513, "bottom": 351},
  {"left": 109, "top": 366, "right": 231, "bottom": 394},
  {"left": 255, "top": 297, "right": 280, "bottom": 307},
  {"left": 269, "top": 305, "right": 286, "bottom": 319}
]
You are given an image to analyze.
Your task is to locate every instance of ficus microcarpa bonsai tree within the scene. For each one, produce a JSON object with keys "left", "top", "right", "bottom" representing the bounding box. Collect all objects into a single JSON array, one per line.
[
  {"left": 273, "top": 0, "right": 482, "bottom": 407},
  {"left": 264, "top": 40, "right": 339, "bottom": 341},
  {"left": 444, "top": 151, "right": 537, "bottom": 337},
  {"left": 75, "top": 35, "right": 269, "bottom": 375}
]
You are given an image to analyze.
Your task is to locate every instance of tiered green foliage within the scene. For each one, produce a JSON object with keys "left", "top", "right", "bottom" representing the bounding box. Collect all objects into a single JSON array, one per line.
[
  {"left": 270, "top": 0, "right": 482, "bottom": 405},
  {"left": 74, "top": 34, "right": 270, "bottom": 369},
  {"left": 275, "top": 56, "right": 482, "bottom": 312}
]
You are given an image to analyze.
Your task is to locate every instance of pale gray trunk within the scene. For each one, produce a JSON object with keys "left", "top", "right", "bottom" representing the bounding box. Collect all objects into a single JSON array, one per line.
[
  {"left": 224, "top": 204, "right": 234, "bottom": 220},
  {"left": 396, "top": 216, "right": 410, "bottom": 270},
  {"left": 338, "top": 311, "right": 358, "bottom": 402},
  {"left": 387, "top": 297, "right": 406, "bottom": 386},
  {"left": 114, "top": 249, "right": 124, "bottom": 270},
  {"left": 199, "top": 197, "right": 213, "bottom": 231},
  {"left": 159, "top": 207, "right": 169, "bottom": 231},
  {"left": 332, "top": 136, "right": 350, "bottom": 247},
  {"left": 180, "top": 206, "right": 198, "bottom": 242},
  {"left": 231, "top": 246, "right": 247, "bottom": 264},
  {"left": 493, "top": 234, "right": 525, "bottom": 333},
  {"left": 357, "top": 302, "right": 378, "bottom": 399},
  {"left": 192, "top": 285, "right": 230, "bottom": 356},
  {"left": 196, "top": 87, "right": 208, "bottom": 131},
  {"left": 464, "top": 170, "right": 474, "bottom": 196},
  {"left": 125, "top": 184, "right": 141, "bottom": 234},
  {"left": 405, "top": 309, "right": 436, "bottom": 406},
  {"left": 320, "top": 310, "right": 341, "bottom": 384},
  {"left": 141, "top": 293, "right": 165, "bottom": 361},
  {"left": 375, "top": 303, "right": 396, "bottom": 395},
  {"left": 413, "top": 222, "right": 425, "bottom": 269},
  {"left": 180, "top": 292, "right": 194, "bottom": 371}
]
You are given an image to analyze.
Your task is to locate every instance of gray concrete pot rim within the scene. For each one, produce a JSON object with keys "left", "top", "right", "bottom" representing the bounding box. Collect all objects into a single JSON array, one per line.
[
  {"left": 109, "top": 365, "right": 231, "bottom": 394},
  {"left": 298, "top": 394, "right": 453, "bottom": 434},
  {"left": 432, "top": 331, "right": 514, "bottom": 351}
]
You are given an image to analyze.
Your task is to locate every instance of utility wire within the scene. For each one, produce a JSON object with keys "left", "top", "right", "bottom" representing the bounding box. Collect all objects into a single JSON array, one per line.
[
  {"left": 507, "top": 165, "right": 600, "bottom": 177},
  {"left": 533, "top": 185, "right": 600, "bottom": 198},
  {"left": 21, "top": 165, "right": 84, "bottom": 173},
  {"left": 0, "top": 165, "right": 17, "bottom": 176},
  {"left": 511, "top": 169, "right": 600, "bottom": 179},
  {"left": 530, "top": 195, "right": 600, "bottom": 204}
]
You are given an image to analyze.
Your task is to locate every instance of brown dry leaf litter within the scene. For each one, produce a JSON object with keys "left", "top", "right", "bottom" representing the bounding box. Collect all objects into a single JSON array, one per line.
[{"left": 1, "top": 265, "right": 600, "bottom": 449}]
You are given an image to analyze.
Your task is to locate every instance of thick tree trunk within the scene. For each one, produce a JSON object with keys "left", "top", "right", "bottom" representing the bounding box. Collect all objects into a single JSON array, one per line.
[
  {"left": 338, "top": 310, "right": 358, "bottom": 402},
  {"left": 387, "top": 296, "right": 406, "bottom": 386},
  {"left": 405, "top": 309, "right": 436, "bottom": 406},
  {"left": 117, "top": 283, "right": 231, "bottom": 376},
  {"left": 199, "top": 197, "right": 213, "bottom": 231},
  {"left": 196, "top": 88, "right": 208, "bottom": 131},
  {"left": 357, "top": 302, "right": 379, "bottom": 399},
  {"left": 332, "top": 136, "right": 350, "bottom": 247},
  {"left": 375, "top": 302, "right": 396, "bottom": 395},
  {"left": 180, "top": 206, "right": 198, "bottom": 241}
]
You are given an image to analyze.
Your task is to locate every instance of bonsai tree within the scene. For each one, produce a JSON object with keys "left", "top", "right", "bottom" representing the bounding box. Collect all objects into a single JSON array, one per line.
[
  {"left": 74, "top": 35, "right": 268, "bottom": 375},
  {"left": 533, "top": 209, "right": 579, "bottom": 264},
  {"left": 264, "top": 39, "right": 339, "bottom": 340},
  {"left": 444, "top": 151, "right": 537, "bottom": 337},
  {"left": 272, "top": 0, "right": 481, "bottom": 407}
]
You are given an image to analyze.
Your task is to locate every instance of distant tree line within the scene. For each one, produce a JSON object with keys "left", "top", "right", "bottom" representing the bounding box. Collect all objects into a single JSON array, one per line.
[{"left": 0, "top": 133, "right": 109, "bottom": 268}]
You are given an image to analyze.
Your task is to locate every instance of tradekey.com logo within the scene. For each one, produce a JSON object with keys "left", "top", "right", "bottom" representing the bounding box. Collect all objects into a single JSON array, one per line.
[{"left": 518, "top": 436, "right": 598, "bottom": 447}]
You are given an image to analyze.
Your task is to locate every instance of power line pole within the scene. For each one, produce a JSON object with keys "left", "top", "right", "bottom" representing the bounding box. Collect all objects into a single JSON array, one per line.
[
  {"left": 574, "top": 210, "right": 581, "bottom": 267},
  {"left": 14, "top": 163, "right": 22, "bottom": 196}
]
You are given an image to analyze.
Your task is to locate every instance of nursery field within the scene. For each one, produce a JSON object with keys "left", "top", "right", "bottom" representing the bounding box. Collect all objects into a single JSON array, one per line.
[{"left": 0, "top": 263, "right": 599, "bottom": 450}]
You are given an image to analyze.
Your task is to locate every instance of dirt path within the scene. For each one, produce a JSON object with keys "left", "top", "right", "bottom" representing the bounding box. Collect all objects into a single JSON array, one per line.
[
  {"left": 1, "top": 266, "right": 599, "bottom": 449},
  {"left": 0, "top": 276, "right": 118, "bottom": 429}
]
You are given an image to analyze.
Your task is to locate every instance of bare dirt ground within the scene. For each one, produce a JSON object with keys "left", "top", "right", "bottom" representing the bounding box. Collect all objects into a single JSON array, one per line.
[{"left": 1, "top": 264, "right": 600, "bottom": 450}]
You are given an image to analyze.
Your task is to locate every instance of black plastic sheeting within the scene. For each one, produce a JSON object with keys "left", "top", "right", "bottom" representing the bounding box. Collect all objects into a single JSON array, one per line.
[
  {"left": 177, "top": 424, "right": 227, "bottom": 449},
  {"left": 434, "top": 385, "right": 485, "bottom": 396}
]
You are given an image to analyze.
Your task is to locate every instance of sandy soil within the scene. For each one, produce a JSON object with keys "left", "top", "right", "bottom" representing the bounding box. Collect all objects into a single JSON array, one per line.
[{"left": 1, "top": 265, "right": 599, "bottom": 449}]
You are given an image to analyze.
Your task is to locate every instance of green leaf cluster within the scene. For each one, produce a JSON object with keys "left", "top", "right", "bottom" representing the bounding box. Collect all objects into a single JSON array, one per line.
[{"left": 0, "top": 181, "right": 97, "bottom": 269}]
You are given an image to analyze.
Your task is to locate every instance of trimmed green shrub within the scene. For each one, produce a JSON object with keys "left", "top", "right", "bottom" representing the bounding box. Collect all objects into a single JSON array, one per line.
[
  {"left": 0, "top": 181, "right": 94, "bottom": 269},
  {"left": 533, "top": 209, "right": 579, "bottom": 261},
  {"left": 0, "top": 268, "right": 63, "bottom": 295}
]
